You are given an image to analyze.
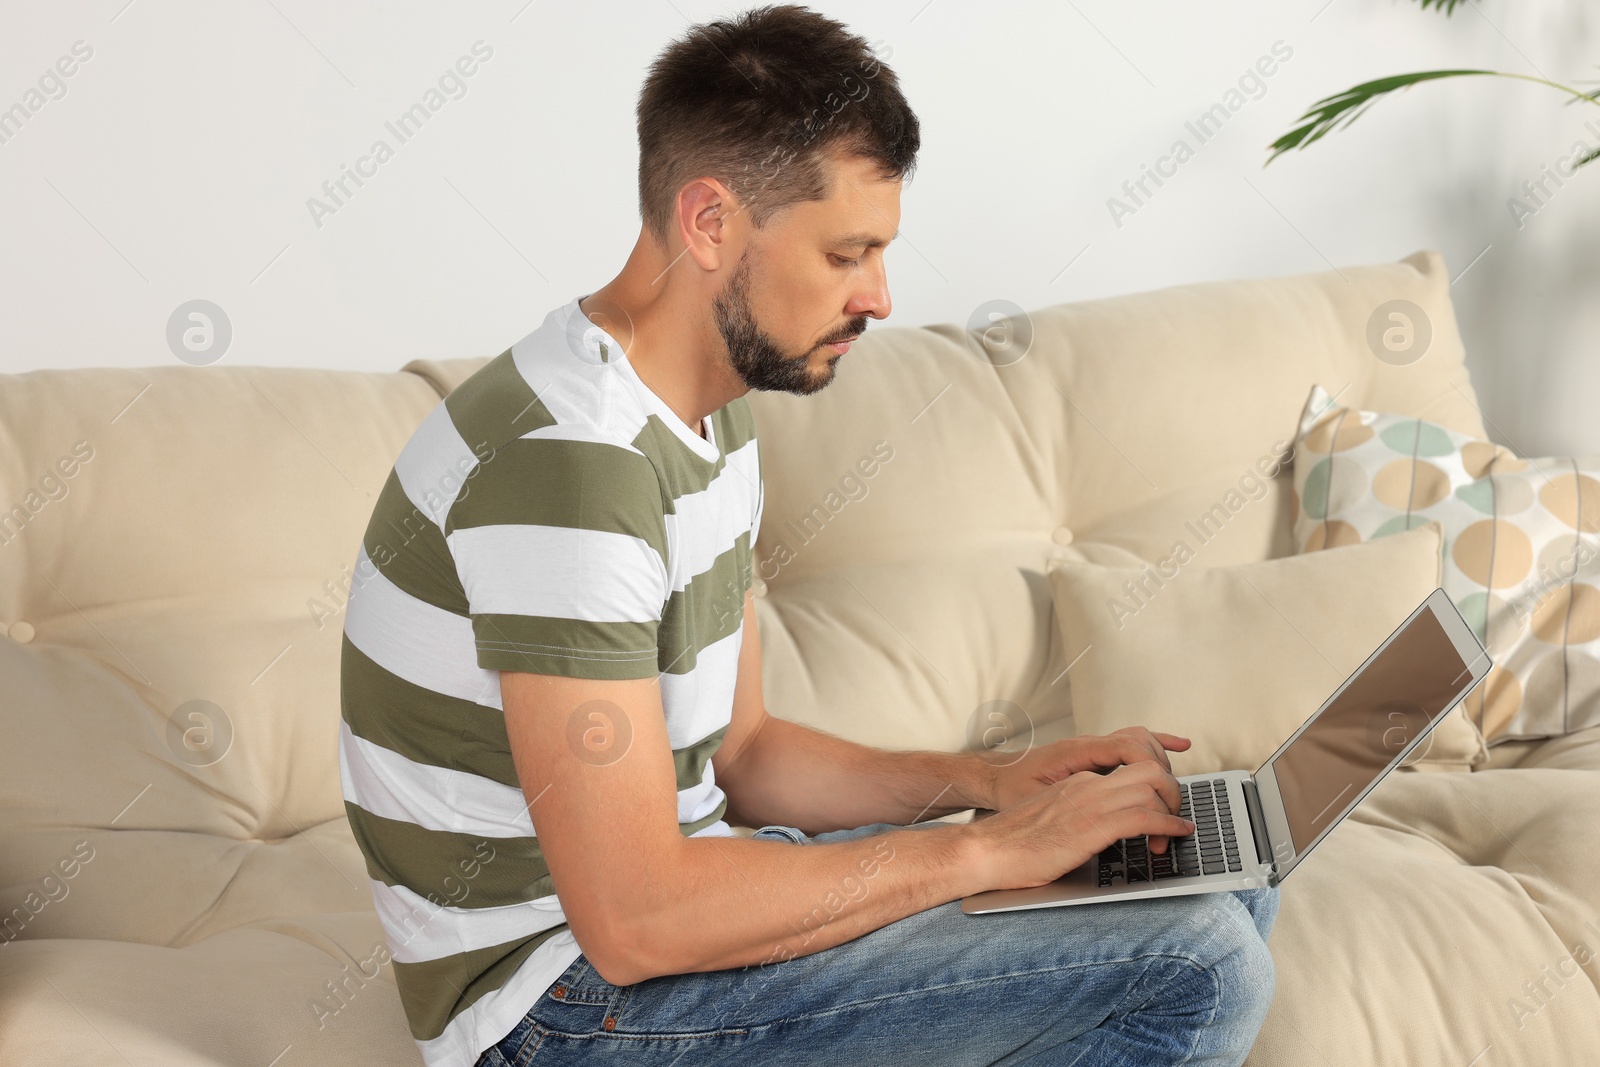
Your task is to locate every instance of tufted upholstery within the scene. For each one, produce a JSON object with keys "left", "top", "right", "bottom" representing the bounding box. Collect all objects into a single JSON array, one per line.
[{"left": 1, "top": 250, "right": 1594, "bottom": 1064}]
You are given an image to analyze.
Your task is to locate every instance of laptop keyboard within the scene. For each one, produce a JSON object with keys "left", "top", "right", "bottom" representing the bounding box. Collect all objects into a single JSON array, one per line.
[{"left": 1096, "top": 778, "right": 1243, "bottom": 887}]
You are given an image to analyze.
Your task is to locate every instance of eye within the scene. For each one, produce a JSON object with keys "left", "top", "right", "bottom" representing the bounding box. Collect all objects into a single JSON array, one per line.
[{"left": 830, "top": 253, "right": 860, "bottom": 268}]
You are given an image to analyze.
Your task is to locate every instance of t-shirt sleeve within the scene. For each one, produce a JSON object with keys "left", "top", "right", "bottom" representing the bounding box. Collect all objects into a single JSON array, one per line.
[{"left": 444, "top": 431, "right": 670, "bottom": 679}]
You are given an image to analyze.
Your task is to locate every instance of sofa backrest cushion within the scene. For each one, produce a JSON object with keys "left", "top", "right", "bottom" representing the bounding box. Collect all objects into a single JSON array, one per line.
[{"left": 0, "top": 366, "right": 440, "bottom": 942}]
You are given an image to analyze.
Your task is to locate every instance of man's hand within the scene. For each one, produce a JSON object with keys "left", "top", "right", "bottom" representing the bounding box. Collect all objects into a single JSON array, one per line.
[
  {"left": 984, "top": 727, "right": 1192, "bottom": 848},
  {"left": 988, "top": 727, "right": 1192, "bottom": 810},
  {"left": 970, "top": 762, "right": 1197, "bottom": 891}
]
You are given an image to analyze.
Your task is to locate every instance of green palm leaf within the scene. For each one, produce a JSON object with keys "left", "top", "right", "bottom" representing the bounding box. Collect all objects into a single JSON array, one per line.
[
  {"left": 1266, "top": 70, "right": 1494, "bottom": 165},
  {"left": 1268, "top": 67, "right": 1600, "bottom": 167},
  {"left": 1266, "top": 0, "right": 1600, "bottom": 168}
]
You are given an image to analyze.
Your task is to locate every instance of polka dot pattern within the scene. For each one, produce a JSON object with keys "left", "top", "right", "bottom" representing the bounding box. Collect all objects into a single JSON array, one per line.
[
  {"left": 1292, "top": 383, "right": 1600, "bottom": 745},
  {"left": 1302, "top": 413, "right": 1374, "bottom": 453},
  {"left": 1373, "top": 514, "right": 1440, "bottom": 539},
  {"left": 1303, "top": 519, "right": 1362, "bottom": 551},
  {"left": 1451, "top": 520, "right": 1532, "bottom": 590},
  {"left": 1530, "top": 583, "right": 1600, "bottom": 646},
  {"left": 1380, "top": 419, "right": 1457, "bottom": 458},
  {"left": 1538, "top": 472, "right": 1600, "bottom": 531},
  {"left": 1302, "top": 455, "right": 1371, "bottom": 520},
  {"left": 1461, "top": 440, "right": 1508, "bottom": 479},
  {"left": 1374, "top": 458, "right": 1452, "bottom": 510}
]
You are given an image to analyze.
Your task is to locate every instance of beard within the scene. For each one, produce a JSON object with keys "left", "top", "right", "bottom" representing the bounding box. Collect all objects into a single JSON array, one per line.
[{"left": 712, "top": 248, "right": 863, "bottom": 396}]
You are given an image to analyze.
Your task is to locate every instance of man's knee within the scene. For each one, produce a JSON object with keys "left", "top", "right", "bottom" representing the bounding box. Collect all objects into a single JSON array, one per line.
[
  {"left": 1020, "top": 893, "right": 1277, "bottom": 1061},
  {"left": 1231, "top": 885, "right": 1282, "bottom": 944},
  {"left": 1190, "top": 891, "right": 1277, "bottom": 1029},
  {"left": 1119, "top": 892, "right": 1274, "bottom": 1017}
]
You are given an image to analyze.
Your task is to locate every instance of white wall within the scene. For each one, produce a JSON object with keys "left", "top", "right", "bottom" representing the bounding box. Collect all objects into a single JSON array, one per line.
[{"left": 1, "top": 0, "right": 1594, "bottom": 455}]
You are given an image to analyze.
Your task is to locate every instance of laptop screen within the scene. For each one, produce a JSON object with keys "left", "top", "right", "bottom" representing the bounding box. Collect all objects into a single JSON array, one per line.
[{"left": 1262, "top": 605, "right": 1474, "bottom": 854}]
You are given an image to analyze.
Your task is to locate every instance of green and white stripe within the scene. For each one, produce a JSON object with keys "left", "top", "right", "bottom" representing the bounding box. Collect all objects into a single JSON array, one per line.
[{"left": 339, "top": 295, "right": 762, "bottom": 1067}]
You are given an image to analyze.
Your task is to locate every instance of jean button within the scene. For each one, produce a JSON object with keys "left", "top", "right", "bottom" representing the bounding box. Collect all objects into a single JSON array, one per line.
[
  {"left": 551, "top": 986, "right": 566, "bottom": 999},
  {"left": 603, "top": 1016, "right": 617, "bottom": 1031}
]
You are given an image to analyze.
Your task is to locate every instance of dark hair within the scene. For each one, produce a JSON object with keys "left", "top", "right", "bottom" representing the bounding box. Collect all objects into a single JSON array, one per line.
[{"left": 636, "top": 4, "right": 920, "bottom": 246}]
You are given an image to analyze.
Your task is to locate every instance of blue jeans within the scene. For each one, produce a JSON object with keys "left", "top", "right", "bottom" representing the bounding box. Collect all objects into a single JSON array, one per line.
[{"left": 477, "top": 820, "right": 1280, "bottom": 1066}]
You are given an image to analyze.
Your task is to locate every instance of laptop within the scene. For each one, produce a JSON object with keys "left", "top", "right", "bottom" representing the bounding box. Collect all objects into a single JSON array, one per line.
[{"left": 962, "top": 586, "right": 1491, "bottom": 914}]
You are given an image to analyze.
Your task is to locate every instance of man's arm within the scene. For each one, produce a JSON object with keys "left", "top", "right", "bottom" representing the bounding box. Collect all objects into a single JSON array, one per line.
[
  {"left": 502, "top": 666, "right": 993, "bottom": 988},
  {"left": 504, "top": 663, "right": 1191, "bottom": 988},
  {"left": 714, "top": 589, "right": 1001, "bottom": 834}
]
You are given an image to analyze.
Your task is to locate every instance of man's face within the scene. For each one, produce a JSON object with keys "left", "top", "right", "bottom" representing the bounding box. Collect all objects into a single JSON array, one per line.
[{"left": 713, "top": 149, "right": 899, "bottom": 396}]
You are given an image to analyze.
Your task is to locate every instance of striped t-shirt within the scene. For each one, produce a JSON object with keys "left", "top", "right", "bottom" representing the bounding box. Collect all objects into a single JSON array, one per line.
[{"left": 338, "top": 294, "right": 763, "bottom": 1067}]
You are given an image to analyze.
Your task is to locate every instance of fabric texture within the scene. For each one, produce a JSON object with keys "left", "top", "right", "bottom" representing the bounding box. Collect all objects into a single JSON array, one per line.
[
  {"left": 1045, "top": 521, "right": 1488, "bottom": 776},
  {"left": 474, "top": 820, "right": 1279, "bottom": 1067},
  {"left": 339, "top": 295, "right": 762, "bottom": 1067},
  {"left": 1290, "top": 381, "right": 1600, "bottom": 745}
]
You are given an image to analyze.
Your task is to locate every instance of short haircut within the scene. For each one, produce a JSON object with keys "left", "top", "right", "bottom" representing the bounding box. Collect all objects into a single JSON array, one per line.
[{"left": 636, "top": 4, "right": 920, "bottom": 246}]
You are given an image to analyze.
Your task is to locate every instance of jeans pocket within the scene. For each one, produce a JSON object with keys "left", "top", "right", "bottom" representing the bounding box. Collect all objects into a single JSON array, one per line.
[
  {"left": 475, "top": 1041, "right": 512, "bottom": 1067},
  {"left": 489, "top": 1005, "right": 541, "bottom": 1067},
  {"left": 545, "top": 954, "right": 619, "bottom": 1006}
]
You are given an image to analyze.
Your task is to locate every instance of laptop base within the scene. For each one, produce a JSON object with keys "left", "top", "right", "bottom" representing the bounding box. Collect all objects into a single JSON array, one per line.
[{"left": 961, "top": 770, "right": 1277, "bottom": 915}]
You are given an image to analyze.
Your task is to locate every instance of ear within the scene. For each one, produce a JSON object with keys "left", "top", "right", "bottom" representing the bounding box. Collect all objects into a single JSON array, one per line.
[{"left": 676, "top": 178, "right": 736, "bottom": 271}]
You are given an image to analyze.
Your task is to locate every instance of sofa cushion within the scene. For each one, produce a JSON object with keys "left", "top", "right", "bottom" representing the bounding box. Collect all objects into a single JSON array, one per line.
[
  {"left": 1044, "top": 521, "right": 1486, "bottom": 775},
  {"left": 1246, "top": 764, "right": 1600, "bottom": 1064},
  {"left": 0, "top": 912, "right": 422, "bottom": 1065},
  {"left": 1290, "top": 382, "right": 1600, "bottom": 745},
  {"left": 0, "top": 365, "right": 440, "bottom": 947},
  {"left": 1478, "top": 723, "right": 1600, "bottom": 773}
]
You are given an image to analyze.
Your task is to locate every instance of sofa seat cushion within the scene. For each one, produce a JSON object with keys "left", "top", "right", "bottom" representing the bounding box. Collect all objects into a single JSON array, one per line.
[
  {"left": 1478, "top": 723, "right": 1600, "bottom": 773},
  {"left": 0, "top": 918, "right": 422, "bottom": 1066},
  {"left": 1248, "top": 764, "right": 1600, "bottom": 1064},
  {"left": 1, "top": 816, "right": 378, "bottom": 951}
]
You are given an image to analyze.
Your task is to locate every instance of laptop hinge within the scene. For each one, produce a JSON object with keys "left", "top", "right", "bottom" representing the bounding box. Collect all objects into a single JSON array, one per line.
[{"left": 1241, "top": 777, "right": 1278, "bottom": 883}]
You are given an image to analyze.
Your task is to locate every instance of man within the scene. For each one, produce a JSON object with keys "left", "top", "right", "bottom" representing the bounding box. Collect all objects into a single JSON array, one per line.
[{"left": 339, "top": 5, "right": 1278, "bottom": 1066}]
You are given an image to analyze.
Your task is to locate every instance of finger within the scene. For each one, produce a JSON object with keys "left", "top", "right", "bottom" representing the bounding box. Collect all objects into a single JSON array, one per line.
[
  {"left": 1155, "top": 769, "right": 1181, "bottom": 815},
  {"left": 1153, "top": 731, "right": 1191, "bottom": 751},
  {"left": 1108, "top": 729, "right": 1171, "bottom": 773},
  {"left": 1136, "top": 810, "right": 1197, "bottom": 848},
  {"left": 1111, "top": 761, "right": 1182, "bottom": 815},
  {"left": 1114, "top": 807, "right": 1195, "bottom": 853},
  {"left": 1144, "top": 781, "right": 1178, "bottom": 855},
  {"left": 1081, "top": 735, "right": 1134, "bottom": 769},
  {"left": 1098, "top": 775, "right": 1184, "bottom": 855},
  {"left": 1126, "top": 734, "right": 1171, "bottom": 774},
  {"left": 1091, "top": 734, "right": 1162, "bottom": 773}
]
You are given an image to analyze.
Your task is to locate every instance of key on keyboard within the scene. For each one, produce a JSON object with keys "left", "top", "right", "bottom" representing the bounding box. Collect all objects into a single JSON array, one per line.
[{"left": 1096, "top": 778, "right": 1244, "bottom": 886}]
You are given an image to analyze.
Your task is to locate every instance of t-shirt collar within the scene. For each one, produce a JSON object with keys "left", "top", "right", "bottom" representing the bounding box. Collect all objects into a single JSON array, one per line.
[{"left": 568, "top": 294, "right": 720, "bottom": 462}]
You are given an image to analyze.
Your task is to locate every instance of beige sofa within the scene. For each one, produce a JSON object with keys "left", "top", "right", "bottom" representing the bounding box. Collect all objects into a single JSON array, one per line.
[{"left": 2, "top": 250, "right": 1595, "bottom": 1065}]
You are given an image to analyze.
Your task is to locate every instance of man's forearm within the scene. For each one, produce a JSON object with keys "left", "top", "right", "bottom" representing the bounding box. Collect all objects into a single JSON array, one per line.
[
  {"left": 714, "top": 715, "right": 998, "bottom": 834},
  {"left": 609, "top": 821, "right": 994, "bottom": 986}
]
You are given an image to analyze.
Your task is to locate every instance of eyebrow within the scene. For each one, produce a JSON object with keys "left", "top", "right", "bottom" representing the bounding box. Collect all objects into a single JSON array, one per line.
[{"left": 832, "top": 230, "right": 897, "bottom": 250}]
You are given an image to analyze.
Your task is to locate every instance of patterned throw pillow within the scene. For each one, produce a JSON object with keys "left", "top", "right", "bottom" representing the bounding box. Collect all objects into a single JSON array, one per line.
[{"left": 1290, "top": 383, "right": 1600, "bottom": 745}]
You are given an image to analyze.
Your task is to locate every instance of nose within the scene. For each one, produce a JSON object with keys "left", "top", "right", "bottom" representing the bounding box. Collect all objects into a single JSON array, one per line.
[{"left": 851, "top": 259, "right": 891, "bottom": 323}]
